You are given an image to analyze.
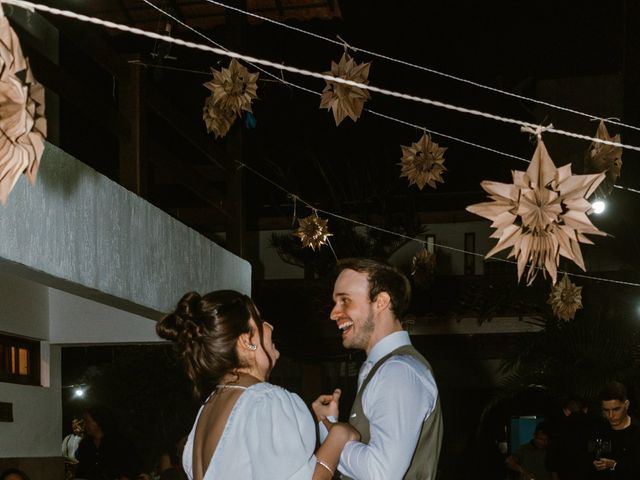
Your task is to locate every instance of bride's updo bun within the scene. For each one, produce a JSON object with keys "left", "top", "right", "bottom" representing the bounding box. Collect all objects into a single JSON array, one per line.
[{"left": 156, "top": 290, "right": 265, "bottom": 399}]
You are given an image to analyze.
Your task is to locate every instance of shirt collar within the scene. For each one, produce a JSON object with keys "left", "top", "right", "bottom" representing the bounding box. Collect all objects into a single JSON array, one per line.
[{"left": 367, "top": 330, "right": 411, "bottom": 365}]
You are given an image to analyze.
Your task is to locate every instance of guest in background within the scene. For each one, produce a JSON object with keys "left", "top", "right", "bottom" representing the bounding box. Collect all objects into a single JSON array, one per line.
[
  {"left": 75, "top": 405, "right": 142, "bottom": 480},
  {"left": 506, "top": 422, "right": 551, "bottom": 480},
  {"left": 0, "top": 468, "right": 30, "bottom": 480}
]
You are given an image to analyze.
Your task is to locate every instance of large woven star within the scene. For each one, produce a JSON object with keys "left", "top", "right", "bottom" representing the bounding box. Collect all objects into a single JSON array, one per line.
[
  {"left": 319, "top": 52, "right": 371, "bottom": 126},
  {"left": 399, "top": 132, "right": 447, "bottom": 189},
  {"left": 547, "top": 273, "right": 583, "bottom": 321},
  {"left": 584, "top": 120, "right": 622, "bottom": 197},
  {"left": 294, "top": 214, "right": 332, "bottom": 251},
  {"left": 0, "top": 15, "right": 47, "bottom": 205},
  {"left": 204, "top": 58, "right": 259, "bottom": 117},
  {"left": 467, "top": 139, "right": 607, "bottom": 284}
]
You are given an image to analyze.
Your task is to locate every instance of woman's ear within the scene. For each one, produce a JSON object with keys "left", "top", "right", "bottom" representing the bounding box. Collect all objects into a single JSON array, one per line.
[{"left": 238, "top": 332, "right": 256, "bottom": 352}]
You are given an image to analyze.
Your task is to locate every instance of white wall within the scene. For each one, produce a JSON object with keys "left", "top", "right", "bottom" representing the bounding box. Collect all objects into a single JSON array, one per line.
[
  {"left": 49, "top": 288, "right": 159, "bottom": 345},
  {"left": 0, "top": 272, "right": 49, "bottom": 340},
  {"left": 0, "top": 271, "right": 62, "bottom": 457},
  {"left": 258, "top": 230, "right": 304, "bottom": 280},
  {"left": 0, "top": 345, "right": 61, "bottom": 458}
]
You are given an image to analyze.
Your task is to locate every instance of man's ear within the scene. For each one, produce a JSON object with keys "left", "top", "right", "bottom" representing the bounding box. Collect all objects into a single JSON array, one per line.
[{"left": 374, "top": 291, "right": 391, "bottom": 312}]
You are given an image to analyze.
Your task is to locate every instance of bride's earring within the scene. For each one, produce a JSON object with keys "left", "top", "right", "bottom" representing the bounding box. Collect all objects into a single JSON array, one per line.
[{"left": 248, "top": 344, "right": 257, "bottom": 351}]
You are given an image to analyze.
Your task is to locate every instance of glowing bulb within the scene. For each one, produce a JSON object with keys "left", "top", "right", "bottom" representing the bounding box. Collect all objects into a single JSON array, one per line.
[
  {"left": 592, "top": 200, "right": 606, "bottom": 214},
  {"left": 73, "top": 387, "right": 85, "bottom": 398}
]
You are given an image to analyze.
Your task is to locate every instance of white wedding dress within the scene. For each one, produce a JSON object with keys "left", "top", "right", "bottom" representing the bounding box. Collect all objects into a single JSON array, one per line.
[{"left": 183, "top": 382, "right": 317, "bottom": 479}]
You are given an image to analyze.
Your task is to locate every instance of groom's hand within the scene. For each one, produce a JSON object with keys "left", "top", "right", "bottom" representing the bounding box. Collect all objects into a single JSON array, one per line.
[{"left": 312, "top": 388, "right": 341, "bottom": 420}]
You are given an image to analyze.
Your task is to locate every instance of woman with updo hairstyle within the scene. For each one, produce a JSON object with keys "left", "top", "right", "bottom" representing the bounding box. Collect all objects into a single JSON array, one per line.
[{"left": 157, "top": 290, "right": 358, "bottom": 480}]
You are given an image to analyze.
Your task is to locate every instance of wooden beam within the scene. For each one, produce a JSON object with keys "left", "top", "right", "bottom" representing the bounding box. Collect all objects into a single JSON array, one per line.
[
  {"left": 38, "top": 15, "right": 129, "bottom": 79},
  {"left": 168, "top": 207, "right": 229, "bottom": 231},
  {"left": 18, "top": 39, "right": 131, "bottom": 141},
  {"left": 144, "top": 85, "right": 228, "bottom": 175},
  {"left": 147, "top": 143, "right": 232, "bottom": 220},
  {"left": 119, "top": 54, "right": 145, "bottom": 195}
]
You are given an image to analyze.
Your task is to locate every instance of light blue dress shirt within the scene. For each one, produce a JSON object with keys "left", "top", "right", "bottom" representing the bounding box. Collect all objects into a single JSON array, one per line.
[{"left": 320, "top": 331, "right": 439, "bottom": 480}]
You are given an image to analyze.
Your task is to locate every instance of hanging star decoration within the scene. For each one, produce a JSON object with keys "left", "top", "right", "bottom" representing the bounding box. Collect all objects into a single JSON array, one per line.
[
  {"left": 294, "top": 214, "right": 332, "bottom": 251},
  {"left": 399, "top": 132, "right": 447, "bottom": 189},
  {"left": 202, "top": 58, "right": 258, "bottom": 138},
  {"left": 0, "top": 10, "right": 47, "bottom": 205},
  {"left": 466, "top": 139, "right": 607, "bottom": 285},
  {"left": 411, "top": 247, "right": 437, "bottom": 289},
  {"left": 202, "top": 93, "right": 236, "bottom": 139},
  {"left": 319, "top": 52, "right": 371, "bottom": 126},
  {"left": 584, "top": 120, "right": 622, "bottom": 197},
  {"left": 547, "top": 273, "right": 583, "bottom": 321}
]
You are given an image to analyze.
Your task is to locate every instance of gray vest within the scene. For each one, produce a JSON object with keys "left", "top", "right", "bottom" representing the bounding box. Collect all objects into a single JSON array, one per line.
[{"left": 343, "top": 345, "right": 443, "bottom": 480}]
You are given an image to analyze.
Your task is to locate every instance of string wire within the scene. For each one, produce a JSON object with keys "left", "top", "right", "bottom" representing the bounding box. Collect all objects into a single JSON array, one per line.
[
  {"left": 6, "top": 0, "right": 639, "bottom": 287},
  {"left": 205, "top": 0, "right": 640, "bottom": 133},
  {"left": 4, "top": 0, "right": 640, "bottom": 152}
]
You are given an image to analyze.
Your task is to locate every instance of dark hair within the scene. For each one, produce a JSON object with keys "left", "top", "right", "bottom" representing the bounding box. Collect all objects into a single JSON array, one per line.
[
  {"left": 599, "top": 381, "right": 628, "bottom": 402},
  {"left": 563, "top": 396, "right": 588, "bottom": 414},
  {"left": 156, "top": 290, "right": 269, "bottom": 399},
  {"left": 84, "top": 405, "right": 118, "bottom": 437},
  {"left": 336, "top": 258, "right": 411, "bottom": 318},
  {"left": 1, "top": 468, "right": 30, "bottom": 480},
  {"left": 534, "top": 421, "right": 549, "bottom": 435}
]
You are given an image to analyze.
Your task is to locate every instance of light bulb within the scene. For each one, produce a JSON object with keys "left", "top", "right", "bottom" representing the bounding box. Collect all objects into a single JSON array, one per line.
[{"left": 592, "top": 200, "right": 605, "bottom": 214}]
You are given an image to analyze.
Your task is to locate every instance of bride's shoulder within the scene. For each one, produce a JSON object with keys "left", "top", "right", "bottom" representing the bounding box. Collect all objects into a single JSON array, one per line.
[{"left": 244, "top": 383, "right": 307, "bottom": 414}]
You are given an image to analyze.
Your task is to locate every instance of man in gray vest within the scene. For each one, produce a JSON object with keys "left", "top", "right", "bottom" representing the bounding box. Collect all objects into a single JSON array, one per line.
[{"left": 313, "top": 258, "right": 443, "bottom": 480}]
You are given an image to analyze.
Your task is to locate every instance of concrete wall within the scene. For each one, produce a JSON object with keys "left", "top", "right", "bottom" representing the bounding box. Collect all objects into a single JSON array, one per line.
[{"left": 0, "top": 142, "right": 251, "bottom": 318}]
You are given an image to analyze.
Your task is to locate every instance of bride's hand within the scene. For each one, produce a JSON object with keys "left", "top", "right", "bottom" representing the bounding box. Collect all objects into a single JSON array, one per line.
[
  {"left": 326, "top": 422, "right": 360, "bottom": 443},
  {"left": 312, "top": 388, "right": 341, "bottom": 420}
]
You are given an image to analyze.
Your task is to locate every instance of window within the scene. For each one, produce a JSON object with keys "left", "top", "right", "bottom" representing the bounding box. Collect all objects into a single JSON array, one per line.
[
  {"left": 0, "top": 334, "right": 40, "bottom": 385},
  {"left": 424, "top": 234, "right": 436, "bottom": 254}
]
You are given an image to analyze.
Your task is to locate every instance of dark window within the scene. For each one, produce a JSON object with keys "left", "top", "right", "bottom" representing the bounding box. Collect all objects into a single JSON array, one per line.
[
  {"left": 464, "top": 232, "right": 476, "bottom": 275},
  {"left": 0, "top": 334, "right": 40, "bottom": 386}
]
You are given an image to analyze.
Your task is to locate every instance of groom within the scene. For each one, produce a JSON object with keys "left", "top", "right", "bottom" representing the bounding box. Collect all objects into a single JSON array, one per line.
[{"left": 313, "top": 258, "right": 443, "bottom": 480}]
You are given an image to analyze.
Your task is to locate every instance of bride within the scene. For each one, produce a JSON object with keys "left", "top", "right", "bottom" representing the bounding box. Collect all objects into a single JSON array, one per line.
[{"left": 157, "top": 290, "right": 359, "bottom": 480}]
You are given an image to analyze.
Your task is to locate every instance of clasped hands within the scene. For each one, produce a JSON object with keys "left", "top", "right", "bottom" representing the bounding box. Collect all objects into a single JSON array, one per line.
[{"left": 312, "top": 388, "right": 360, "bottom": 442}]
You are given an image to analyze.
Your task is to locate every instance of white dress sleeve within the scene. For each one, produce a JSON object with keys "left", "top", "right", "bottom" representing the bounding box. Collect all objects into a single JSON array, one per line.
[
  {"left": 184, "top": 383, "right": 317, "bottom": 480},
  {"left": 242, "top": 384, "right": 317, "bottom": 480}
]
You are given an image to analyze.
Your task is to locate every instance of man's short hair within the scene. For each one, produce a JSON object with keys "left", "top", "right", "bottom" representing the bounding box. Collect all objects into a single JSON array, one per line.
[
  {"left": 599, "top": 381, "right": 628, "bottom": 402},
  {"left": 336, "top": 258, "right": 411, "bottom": 319},
  {"left": 534, "top": 421, "right": 549, "bottom": 435},
  {"left": 563, "top": 396, "right": 588, "bottom": 414}
]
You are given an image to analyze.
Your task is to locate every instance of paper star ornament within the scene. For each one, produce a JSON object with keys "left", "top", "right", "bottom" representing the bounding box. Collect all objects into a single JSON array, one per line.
[
  {"left": 467, "top": 139, "right": 607, "bottom": 285},
  {"left": 294, "top": 214, "right": 332, "bottom": 251},
  {"left": 204, "top": 58, "right": 259, "bottom": 117},
  {"left": 399, "top": 132, "right": 447, "bottom": 189},
  {"left": 202, "top": 93, "right": 236, "bottom": 139},
  {"left": 319, "top": 52, "right": 371, "bottom": 126},
  {"left": 0, "top": 13, "right": 47, "bottom": 205},
  {"left": 584, "top": 120, "right": 622, "bottom": 197},
  {"left": 547, "top": 273, "right": 583, "bottom": 321}
]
